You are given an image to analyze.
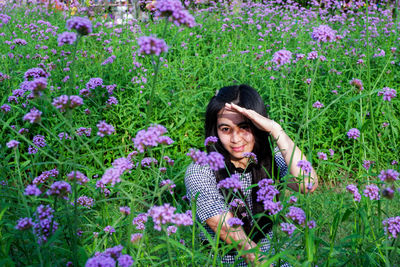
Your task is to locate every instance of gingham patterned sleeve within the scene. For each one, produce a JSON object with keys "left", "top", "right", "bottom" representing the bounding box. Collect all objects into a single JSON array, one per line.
[
  {"left": 184, "top": 163, "right": 227, "bottom": 223},
  {"left": 274, "top": 151, "right": 288, "bottom": 179}
]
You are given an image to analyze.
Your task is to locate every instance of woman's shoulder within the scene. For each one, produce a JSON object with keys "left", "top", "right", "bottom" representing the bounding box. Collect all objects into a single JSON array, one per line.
[{"left": 185, "top": 162, "right": 214, "bottom": 177}]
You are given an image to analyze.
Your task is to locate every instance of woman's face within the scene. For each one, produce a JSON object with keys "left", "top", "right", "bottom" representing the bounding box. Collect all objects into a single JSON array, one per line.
[{"left": 216, "top": 108, "right": 255, "bottom": 169}]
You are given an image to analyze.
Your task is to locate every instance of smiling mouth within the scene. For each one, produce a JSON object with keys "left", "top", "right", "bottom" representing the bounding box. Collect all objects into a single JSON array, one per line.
[{"left": 231, "top": 145, "right": 245, "bottom": 152}]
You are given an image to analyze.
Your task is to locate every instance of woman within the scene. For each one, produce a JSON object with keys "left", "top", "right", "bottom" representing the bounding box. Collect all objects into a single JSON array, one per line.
[{"left": 185, "top": 84, "right": 318, "bottom": 266}]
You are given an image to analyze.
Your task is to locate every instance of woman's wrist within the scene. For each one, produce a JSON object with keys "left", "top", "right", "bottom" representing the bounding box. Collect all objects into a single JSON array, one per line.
[{"left": 269, "top": 122, "right": 284, "bottom": 140}]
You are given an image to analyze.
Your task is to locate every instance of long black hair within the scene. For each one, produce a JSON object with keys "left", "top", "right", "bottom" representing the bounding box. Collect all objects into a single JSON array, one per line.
[{"left": 205, "top": 84, "right": 278, "bottom": 242}]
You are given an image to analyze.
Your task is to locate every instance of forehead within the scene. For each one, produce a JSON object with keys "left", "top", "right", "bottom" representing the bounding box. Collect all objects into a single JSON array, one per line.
[{"left": 217, "top": 109, "right": 247, "bottom": 125}]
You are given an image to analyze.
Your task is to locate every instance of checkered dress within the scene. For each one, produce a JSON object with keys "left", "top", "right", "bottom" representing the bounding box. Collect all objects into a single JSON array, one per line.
[{"left": 185, "top": 152, "right": 291, "bottom": 266}]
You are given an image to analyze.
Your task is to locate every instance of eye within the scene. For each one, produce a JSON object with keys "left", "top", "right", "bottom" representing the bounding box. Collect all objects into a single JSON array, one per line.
[{"left": 219, "top": 127, "right": 230, "bottom": 133}]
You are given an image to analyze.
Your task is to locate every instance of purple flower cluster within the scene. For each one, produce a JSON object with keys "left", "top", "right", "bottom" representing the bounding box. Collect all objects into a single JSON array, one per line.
[
  {"left": 47, "top": 181, "right": 72, "bottom": 199},
  {"left": 160, "top": 179, "right": 176, "bottom": 194},
  {"left": 217, "top": 174, "right": 242, "bottom": 192},
  {"left": 66, "top": 16, "right": 92, "bottom": 35},
  {"left": 229, "top": 198, "right": 245, "bottom": 208},
  {"left": 227, "top": 217, "right": 244, "bottom": 228},
  {"left": 362, "top": 160, "right": 374, "bottom": 170},
  {"left": 137, "top": 36, "right": 168, "bottom": 56},
  {"left": 317, "top": 152, "right": 327, "bottom": 160},
  {"left": 256, "top": 179, "right": 279, "bottom": 202},
  {"left": 97, "top": 120, "right": 115, "bottom": 137},
  {"left": 347, "top": 128, "right": 360, "bottom": 139},
  {"left": 346, "top": 184, "right": 361, "bottom": 202},
  {"left": 378, "top": 169, "right": 399, "bottom": 182},
  {"left": 130, "top": 233, "right": 143, "bottom": 243},
  {"left": 167, "top": 225, "right": 177, "bottom": 236},
  {"left": 6, "top": 140, "right": 19, "bottom": 148},
  {"left": 104, "top": 225, "right": 115, "bottom": 235},
  {"left": 311, "top": 25, "right": 336, "bottom": 42},
  {"left": 187, "top": 148, "right": 225, "bottom": 171},
  {"left": 155, "top": 0, "right": 195, "bottom": 27},
  {"left": 67, "top": 171, "right": 89, "bottom": 185},
  {"left": 32, "top": 168, "right": 58, "bottom": 185},
  {"left": 382, "top": 216, "right": 400, "bottom": 239},
  {"left": 52, "top": 95, "right": 83, "bottom": 112},
  {"left": 57, "top": 32, "right": 77, "bottom": 46},
  {"left": 297, "top": 160, "right": 312, "bottom": 175},
  {"left": 204, "top": 136, "right": 218, "bottom": 146},
  {"left": 307, "top": 220, "right": 317, "bottom": 229},
  {"left": 76, "top": 127, "right": 92, "bottom": 137},
  {"left": 147, "top": 204, "right": 193, "bottom": 231},
  {"left": 0, "top": 13, "right": 11, "bottom": 25},
  {"left": 263, "top": 200, "right": 283, "bottom": 215},
  {"left": 120, "top": 206, "right": 131, "bottom": 215},
  {"left": 25, "top": 184, "right": 41, "bottom": 196},
  {"left": 23, "top": 108, "right": 42, "bottom": 123},
  {"left": 33, "top": 205, "right": 58, "bottom": 244},
  {"left": 132, "top": 213, "right": 148, "bottom": 230},
  {"left": 280, "top": 222, "right": 296, "bottom": 235},
  {"left": 24, "top": 68, "right": 49, "bottom": 81},
  {"left": 312, "top": 101, "right": 324, "bottom": 109},
  {"left": 1, "top": 104, "right": 11, "bottom": 113},
  {"left": 133, "top": 124, "right": 173, "bottom": 152},
  {"left": 286, "top": 206, "right": 306, "bottom": 225},
  {"left": 101, "top": 157, "right": 134, "bottom": 186},
  {"left": 77, "top": 196, "right": 94, "bottom": 208},
  {"left": 378, "top": 87, "right": 396, "bottom": 101},
  {"left": 112, "top": 157, "right": 134, "bottom": 172},
  {"left": 141, "top": 157, "right": 158, "bottom": 168},
  {"left": 271, "top": 49, "right": 292, "bottom": 67},
  {"left": 33, "top": 135, "right": 46, "bottom": 148},
  {"left": 15, "top": 217, "right": 34, "bottom": 230},
  {"left": 363, "top": 184, "right": 380, "bottom": 200},
  {"left": 85, "top": 245, "right": 134, "bottom": 267},
  {"left": 86, "top": 78, "right": 103, "bottom": 90},
  {"left": 242, "top": 152, "right": 258, "bottom": 164},
  {"left": 13, "top": 38, "right": 27, "bottom": 45},
  {"left": 350, "top": 79, "right": 364, "bottom": 91},
  {"left": 102, "top": 55, "right": 116, "bottom": 65}
]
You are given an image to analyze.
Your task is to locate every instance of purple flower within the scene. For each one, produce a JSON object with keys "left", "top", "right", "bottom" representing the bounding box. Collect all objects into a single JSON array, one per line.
[
  {"left": 363, "top": 184, "right": 380, "bottom": 200},
  {"left": 288, "top": 196, "right": 298, "bottom": 203},
  {"left": 217, "top": 174, "right": 242, "bottom": 192},
  {"left": 130, "top": 233, "right": 143, "bottom": 243},
  {"left": 6, "top": 140, "right": 19, "bottom": 148},
  {"left": 32, "top": 169, "right": 58, "bottom": 185},
  {"left": 86, "top": 78, "right": 103, "bottom": 90},
  {"left": 329, "top": 149, "right": 335, "bottom": 157},
  {"left": 118, "top": 254, "right": 134, "bottom": 267},
  {"left": 33, "top": 135, "right": 46, "bottom": 148},
  {"left": 229, "top": 199, "right": 245, "bottom": 208},
  {"left": 133, "top": 124, "right": 172, "bottom": 152},
  {"left": 227, "top": 217, "right": 244, "bottom": 228},
  {"left": 263, "top": 200, "right": 283, "bottom": 215},
  {"left": 85, "top": 255, "right": 116, "bottom": 267},
  {"left": 307, "top": 220, "right": 317, "bottom": 229},
  {"left": 106, "top": 96, "right": 118, "bottom": 106},
  {"left": 132, "top": 213, "right": 148, "bottom": 230},
  {"left": 346, "top": 184, "right": 361, "bottom": 202},
  {"left": 13, "top": 38, "right": 27, "bottom": 45},
  {"left": 160, "top": 179, "right": 176, "bottom": 194},
  {"left": 57, "top": 32, "right": 77, "bottom": 46},
  {"left": 172, "top": 210, "right": 193, "bottom": 227},
  {"left": 120, "top": 206, "right": 131, "bottom": 215},
  {"left": 271, "top": 49, "right": 292, "bottom": 67},
  {"left": 312, "top": 101, "right": 324, "bottom": 109},
  {"left": 257, "top": 179, "right": 279, "bottom": 202},
  {"left": 204, "top": 136, "right": 218, "bottom": 146},
  {"left": 297, "top": 160, "right": 312, "bottom": 175},
  {"left": 23, "top": 108, "right": 42, "bottom": 123},
  {"left": 187, "top": 148, "right": 208, "bottom": 166},
  {"left": 207, "top": 152, "right": 225, "bottom": 171},
  {"left": 147, "top": 203, "right": 176, "bottom": 231},
  {"left": 307, "top": 51, "right": 318, "bottom": 60},
  {"left": 311, "top": 25, "right": 336, "bottom": 42},
  {"left": 141, "top": 157, "right": 158, "bottom": 168},
  {"left": 286, "top": 206, "right": 306, "bottom": 225},
  {"left": 66, "top": 16, "right": 92, "bottom": 35},
  {"left": 52, "top": 95, "right": 83, "bottom": 112},
  {"left": 362, "top": 160, "right": 374, "bottom": 171},
  {"left": 77, "top": 196, "right": 94, "bottom": 208},
  {"left": 382, "top": 216, "right": 400, "bottom": 239},
  {"left": 378, "top": 169, "right": 399, "bottom": 182},
  {"left": 24, "top": 68, "right": 48, "bottom": 81},
  {"left": 382, "top": 187, "right": 395, "bottom": 199},
  {"left": 137, "top": 36, "right": 168, "bottom": 56},
  {"left": 25, "top": 184, "right": 41, "bottom": 196},
  {"left": 76, "top": 127, "right": 92, "bottom": 137},
  {"left": 15, "top": 217, "right": 34, "bottom": 230},
  {"left": 47, "top": 181, "right": 72, "bottom": 199},
  {"left": 347, "top": 128, "right": 360, "bottom": 139},
  {"left": 242, "top": 152, "right": 258, "bottom": 164},
  {"left": 67, "top": 171, "right": 89, "bottom": 184},
  {"left": 102, "top": 55, "right": 116, "bottom": 66},
  {"left": 167, "top": 225, "right": 177, "bottom": 236},
  {"left": 0, "top": 14, "right": 11, "bottom": 25},
  {"left": 97, "top": 121, "right": 115, "bottom": 137},
  {"left": 1, "top": 104, "right": 11, "bottom": 113},
  {"left": 317, "top": 152, "right": 327, "bottom": 160},
  {"left": 112, "top": 157, "right": 134, "bottom": 172},
  {"left": 100, "top": 167, "right": 123, "bottom": 186},
  {"left": 350, "top": 79, "right": 364, "bottom": 91},
  {"left": 378, "top": 87, "right": 396, "bottom": 101},
  {"left": 281, "top": 222, "right": 296, "bottom": 235},
  {"left": 103, "top": 225, "right": 115, "bottom": 235},
  {"left": 155, "top": 0, "right": 195, "bottom": 27}
]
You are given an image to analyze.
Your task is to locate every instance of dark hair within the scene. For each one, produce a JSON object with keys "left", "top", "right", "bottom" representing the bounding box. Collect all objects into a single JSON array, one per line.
[{"left": 205, "top": 84, "right": 278, "bottom": 242}]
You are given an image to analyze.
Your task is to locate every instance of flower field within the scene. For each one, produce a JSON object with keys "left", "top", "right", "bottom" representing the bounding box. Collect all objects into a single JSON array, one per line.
[{"left": 1, "top": 0, "right": 399, "bottom": 266}]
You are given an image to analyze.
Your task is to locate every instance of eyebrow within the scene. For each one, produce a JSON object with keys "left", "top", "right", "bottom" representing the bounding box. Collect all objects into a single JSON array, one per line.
[{"left": 217, "top": 121, "right": 249, "bottom": 128}]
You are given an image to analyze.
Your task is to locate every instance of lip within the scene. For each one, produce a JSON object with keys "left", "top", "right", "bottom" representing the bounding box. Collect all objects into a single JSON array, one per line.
[{"left": 231, "top": 145, "right": 245, "bottom": 152}]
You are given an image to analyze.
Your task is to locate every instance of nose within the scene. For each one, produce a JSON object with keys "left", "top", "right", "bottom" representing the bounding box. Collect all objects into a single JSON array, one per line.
[{"left": 230, "top": 130, "right": 241, "bottom": 143}]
